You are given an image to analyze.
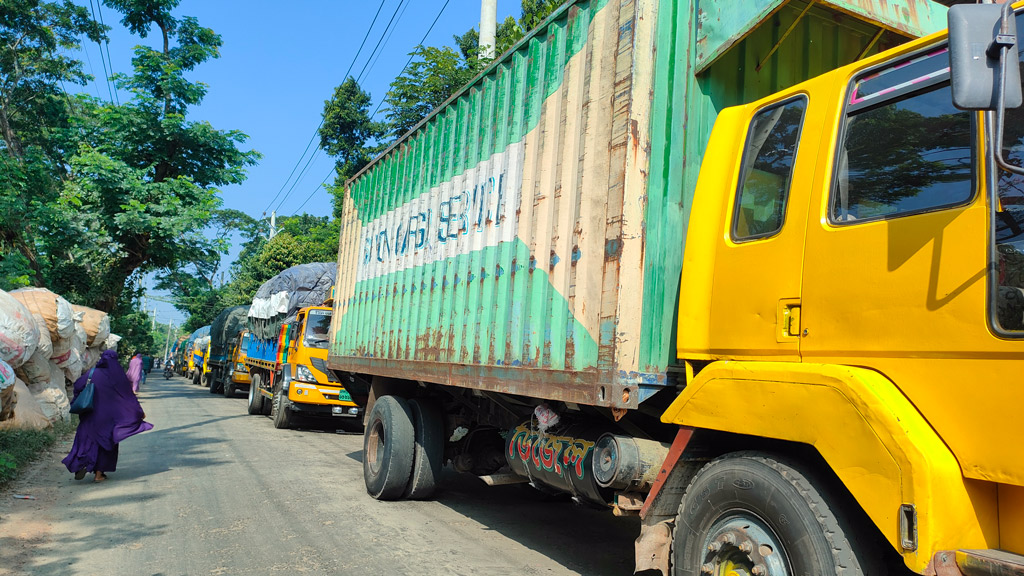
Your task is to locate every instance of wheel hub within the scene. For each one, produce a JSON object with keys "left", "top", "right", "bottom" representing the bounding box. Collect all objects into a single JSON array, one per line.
[{"left": 700, "top": 513, "right": 788, "bottom": 576}]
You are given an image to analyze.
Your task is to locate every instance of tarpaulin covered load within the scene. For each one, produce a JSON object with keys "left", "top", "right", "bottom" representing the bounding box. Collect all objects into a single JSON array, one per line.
[
  {"left": 248, "top": 262, "right": 335, "bottom": 340},
  {"left": 210, "top": 306, "right": 250, "bottom": 360},
  {"left": 0, "top": 290, "right": 40, "bottom": 369},
  {"left": 71, "top": 305, "right": 110, "bottom": 347}
]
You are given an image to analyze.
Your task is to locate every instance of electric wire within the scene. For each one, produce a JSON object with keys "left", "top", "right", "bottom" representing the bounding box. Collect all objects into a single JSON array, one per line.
[
  {"left": 290, "top": 0, "right": 454, "bottom": 216},
  {"left": 94, "top": 0, "right": 120, "bottom": 105},
  {"left": 355, "top": 0, "right": 410, "bottom": 85},
  {"left": 371, "top": 0, "right": 454, "bottom": 119},
  {"left": 273, "top": 0, "right": 410, "bottom": 215},
  {"left": 361, "top": 0, "right": 412, "bottom": 83},
  {"left": 260, "top": 0, "right": 390, "bottom": 217},
  {"left": 87, "top": 0, "right": 116, "bottom": 103}
]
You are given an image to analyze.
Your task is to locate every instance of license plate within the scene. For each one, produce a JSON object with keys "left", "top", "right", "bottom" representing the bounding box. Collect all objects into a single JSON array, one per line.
[{"left": 337, "top": 389, "right": 352, "bottom": 402}]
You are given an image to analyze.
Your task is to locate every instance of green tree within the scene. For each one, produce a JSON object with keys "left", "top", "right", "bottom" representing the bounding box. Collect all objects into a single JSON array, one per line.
[
  {"left": 320, "top": 77, "right": 386, "bottom": 183},
  {"left": 222, "top": 231, "right": 326, "bottom": 308},
  {"left": 383, "top": 45, "right": 474, "bottom": 138},
  {"left": 384, "top": 1, "right": 561, "bottom": 139},
  {"left": 0, "top": 0, "right": 106, "bottom": 285},
  {"left": 47, "top": 0, "right": 259, "bottom": 312}
]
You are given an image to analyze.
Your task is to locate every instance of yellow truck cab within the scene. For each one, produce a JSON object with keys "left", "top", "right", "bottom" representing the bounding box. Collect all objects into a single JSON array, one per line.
[
  {"left": 246, "top": 304, "right": 362, "bottom": 429},
  {"left": 200, "top": 344, "right": 212, "bottom": 387},
  {"left": 223, "top": 330, "right": 251, "bottom": 397}
]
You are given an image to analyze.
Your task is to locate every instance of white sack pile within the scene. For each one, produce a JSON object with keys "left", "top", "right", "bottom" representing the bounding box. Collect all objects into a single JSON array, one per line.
[{"left": 10, "top": 288, "right": 80, "bottom": 424}]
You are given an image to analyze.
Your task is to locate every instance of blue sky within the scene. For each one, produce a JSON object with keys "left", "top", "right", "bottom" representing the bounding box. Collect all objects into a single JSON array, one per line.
[{"left": 73, "top": 0, "right": 520, "bottom": 327}]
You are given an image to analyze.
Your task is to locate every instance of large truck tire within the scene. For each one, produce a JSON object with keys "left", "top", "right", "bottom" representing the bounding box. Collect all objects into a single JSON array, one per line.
[
  {"left": 363, "top": 395, "right": 415, "bottom": 501},
  {"left": 223, "top": 380, "right": 236, "bottom": 398},
  {"left": 208, "top": 376, "right": 221, "bottom": 394},
  {"left": 672, "top": 452, "right": 877, "bottom": 576},
  {"left": 270, "top": 384, "right": 292, "bottom": 429},
  {"left": 403, "top": 398, "right": 444, "bottom": 500},
  {"left": 192, "top": 371, "right": 200, "bottom": 386},
  {"left": 247, "top": 374, "right": 265, "bottom": 415}
]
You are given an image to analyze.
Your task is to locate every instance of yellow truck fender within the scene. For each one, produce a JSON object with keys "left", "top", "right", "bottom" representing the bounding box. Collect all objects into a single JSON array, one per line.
[{"left": 660, "top": 361, "right": 998, "bottom": 573}]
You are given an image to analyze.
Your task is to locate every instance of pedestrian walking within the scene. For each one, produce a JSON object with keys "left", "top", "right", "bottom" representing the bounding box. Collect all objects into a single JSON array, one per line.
[
  {"left": 127, "top": 352, "right": 143, "bottom": 393},
  {"left": 62, "top": 350, "right": 153, "bottom": 483},
  {"left": 141, "top": 352, "right": 153, "bottom": 387}
]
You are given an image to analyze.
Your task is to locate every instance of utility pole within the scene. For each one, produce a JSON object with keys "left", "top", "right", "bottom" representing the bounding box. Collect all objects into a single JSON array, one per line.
[
  {"left": 269, "top": 210, "right": 278, "bottom": 239},
  {"left": 163, "top": 321, "right": 173, "bottom": 364},
  {"left": 479, "top": 0, "right": 496, "bottom": 59}
]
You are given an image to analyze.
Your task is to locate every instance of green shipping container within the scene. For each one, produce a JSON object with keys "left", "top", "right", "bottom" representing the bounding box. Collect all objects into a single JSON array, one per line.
[{"left": 328, "top": 0, "right": 946, "bottom": 409}]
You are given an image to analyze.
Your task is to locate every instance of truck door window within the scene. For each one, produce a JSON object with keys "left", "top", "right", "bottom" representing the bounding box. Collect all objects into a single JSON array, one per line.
[
  {"left": 995, "top": 12, "right": 1024, "bottom": 335},
  {"left": 732, "top": 96, "right": 807, "bottom": 242},
  {"left": 832, "top": 48, "right": 973, "bottom": 224},
  {"left": 304, "top": 309, "right": 332, "bottom": 349}
]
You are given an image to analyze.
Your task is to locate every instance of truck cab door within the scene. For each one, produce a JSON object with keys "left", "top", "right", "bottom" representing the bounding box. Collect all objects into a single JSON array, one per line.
[{"left": 706, "top": 93, "right": 819, "bottom": 361}]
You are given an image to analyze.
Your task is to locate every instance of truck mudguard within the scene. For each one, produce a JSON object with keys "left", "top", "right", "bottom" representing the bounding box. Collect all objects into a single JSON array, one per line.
[{"left": 660, "top": 361, "right": 998, "bottom": 573}]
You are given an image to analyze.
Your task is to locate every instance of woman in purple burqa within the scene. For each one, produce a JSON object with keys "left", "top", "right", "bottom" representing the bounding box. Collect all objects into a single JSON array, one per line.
[{"left": 62, "top": 350, "right": 153, "bottom": 482}]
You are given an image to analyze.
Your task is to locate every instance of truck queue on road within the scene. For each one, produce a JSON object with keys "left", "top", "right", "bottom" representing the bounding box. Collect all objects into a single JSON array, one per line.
[{"left": 167, "top": 2, "right": 1024, "bottom": 575}]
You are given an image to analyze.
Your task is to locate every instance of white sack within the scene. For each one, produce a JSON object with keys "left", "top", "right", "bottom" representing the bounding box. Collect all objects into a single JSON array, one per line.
[
  {"left": 15, "top": 349, "right": 50, "bottom": 386},
  {"left": 0, "top": 290, "right": 39, "bottom": 369},
  {"left": 0, "top": 379, "right": 50, "bottom": 430}
]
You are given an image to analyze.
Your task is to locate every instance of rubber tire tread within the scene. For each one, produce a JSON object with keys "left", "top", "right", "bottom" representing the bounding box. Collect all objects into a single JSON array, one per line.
[
  {"left": 271, "top": 385, "right": 291, "bottom": 429},
  {"left": 403, "top": 398, "right": 444, "bottom": 500},
  {"left": 363, "top": 395, "right": 415, "bottom": 501},
  {"left": 672, "top": 451, "right": 876, "bottom": 576},
  {"left": 246, "top": 374, "right": 264, "bottom": 415},
  {"left": 223, "top": 381, "right": 235, "bottom": 398}
]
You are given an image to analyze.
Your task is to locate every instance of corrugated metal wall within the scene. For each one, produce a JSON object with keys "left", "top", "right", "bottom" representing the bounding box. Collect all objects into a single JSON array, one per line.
[{"left": 331, "top": 0, "right": 655, "bottom": 408}]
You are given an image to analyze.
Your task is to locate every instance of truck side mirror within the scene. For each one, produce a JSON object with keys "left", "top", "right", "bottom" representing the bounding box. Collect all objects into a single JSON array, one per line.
[{"left": 948, "top": 3, "right": 1022, "bottom": 111}]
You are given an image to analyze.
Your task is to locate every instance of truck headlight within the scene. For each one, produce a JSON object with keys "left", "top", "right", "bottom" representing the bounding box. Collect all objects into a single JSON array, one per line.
[
  {"left": 236, "top": 363, "right": 246, "bottom": 371},
  {"left": 295, "top": 365, "right": 317, "bottom": 383}
]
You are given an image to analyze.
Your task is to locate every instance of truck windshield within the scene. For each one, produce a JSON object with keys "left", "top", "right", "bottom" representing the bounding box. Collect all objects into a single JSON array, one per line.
[
  {"left": 304, "top": 310, "right": 332, "bottom": 348},
  {"left": 995, "top": 13, "right": 1024, "bottom": 335}
]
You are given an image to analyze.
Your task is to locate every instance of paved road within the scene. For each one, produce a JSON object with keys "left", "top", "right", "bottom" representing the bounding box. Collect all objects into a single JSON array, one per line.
[{"left": 0, "top": 375, "right": 639, "bottom": 575}]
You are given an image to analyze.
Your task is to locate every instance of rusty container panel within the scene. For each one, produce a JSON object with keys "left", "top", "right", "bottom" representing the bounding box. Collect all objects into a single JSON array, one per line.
[
  {"left": 331, "top": 0, "right": 655, "bottom": 409},
  {"left": 329, "top": 0, "right": 945, "bottom": 409}
]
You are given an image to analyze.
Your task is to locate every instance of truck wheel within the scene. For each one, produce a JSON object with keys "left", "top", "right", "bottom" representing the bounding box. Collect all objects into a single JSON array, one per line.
[
  {"left": 192, "top": 371, "right": 200, "bottom": 386},
  {"left": 270, "top": 385, "right": 291, "bottom": 429},
  {"left": 223, "top": 381, "right": 236, "bottom": 398},
  {"left": 403, "top": 398, "right": 444, "bottom": 499},
  {"left": 208, "top": 377, "right": 221, "bottom": 394},
  {"left": 363, "top": 395, "right": 415, "bottom": 501},
  {"left": 247, "top": 375, "right": 264, "bottom": 415},
  {"left": 673, "top": 452, "right": 875, "bottom": 576}
]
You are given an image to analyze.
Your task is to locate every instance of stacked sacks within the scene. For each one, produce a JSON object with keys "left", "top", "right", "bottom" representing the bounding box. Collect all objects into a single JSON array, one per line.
[
  {"left": 10, "top": 288, "right": 79, "bottom": 423},
  {"left": 0, "top": 290, "right": 48, "bottom": 427}
]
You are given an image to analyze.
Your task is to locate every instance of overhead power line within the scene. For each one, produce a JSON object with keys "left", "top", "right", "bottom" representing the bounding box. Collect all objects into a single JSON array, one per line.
[
  {"left": 291, "top": 0, "right": 455, "bottom": 217},
  {"left": 87, "top": 0, "right": 116, "bottom": 103},
  {"left": 94, "top": 0, "right": 120, "bottom": 105},
  {"left": 371, "top": 0, "right": 454, "bottom": 119},
  {"left": 261, "top": 0, "right": 391, "bottom": 217},
  {"left": 355, "top": 0, "right": 410, "bottom": 85}
]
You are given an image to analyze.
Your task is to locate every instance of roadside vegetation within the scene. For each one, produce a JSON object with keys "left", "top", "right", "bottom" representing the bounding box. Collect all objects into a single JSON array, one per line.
[
  {"left": 0, "top": 418, "right": 77, "bottom": 488},
  {"left": 1, "top": 0, "right": 560, "bottom": 344}
]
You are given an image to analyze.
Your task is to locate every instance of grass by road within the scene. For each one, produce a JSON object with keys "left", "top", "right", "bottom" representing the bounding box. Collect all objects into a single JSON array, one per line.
[{"left": 0, "top": 418, "right": 76, "bottom": 488}]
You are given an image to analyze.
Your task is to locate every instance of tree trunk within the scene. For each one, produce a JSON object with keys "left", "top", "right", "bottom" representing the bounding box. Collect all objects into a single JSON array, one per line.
[{"left": 0, "top": 105, "right": 23, "bottom": 159}]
